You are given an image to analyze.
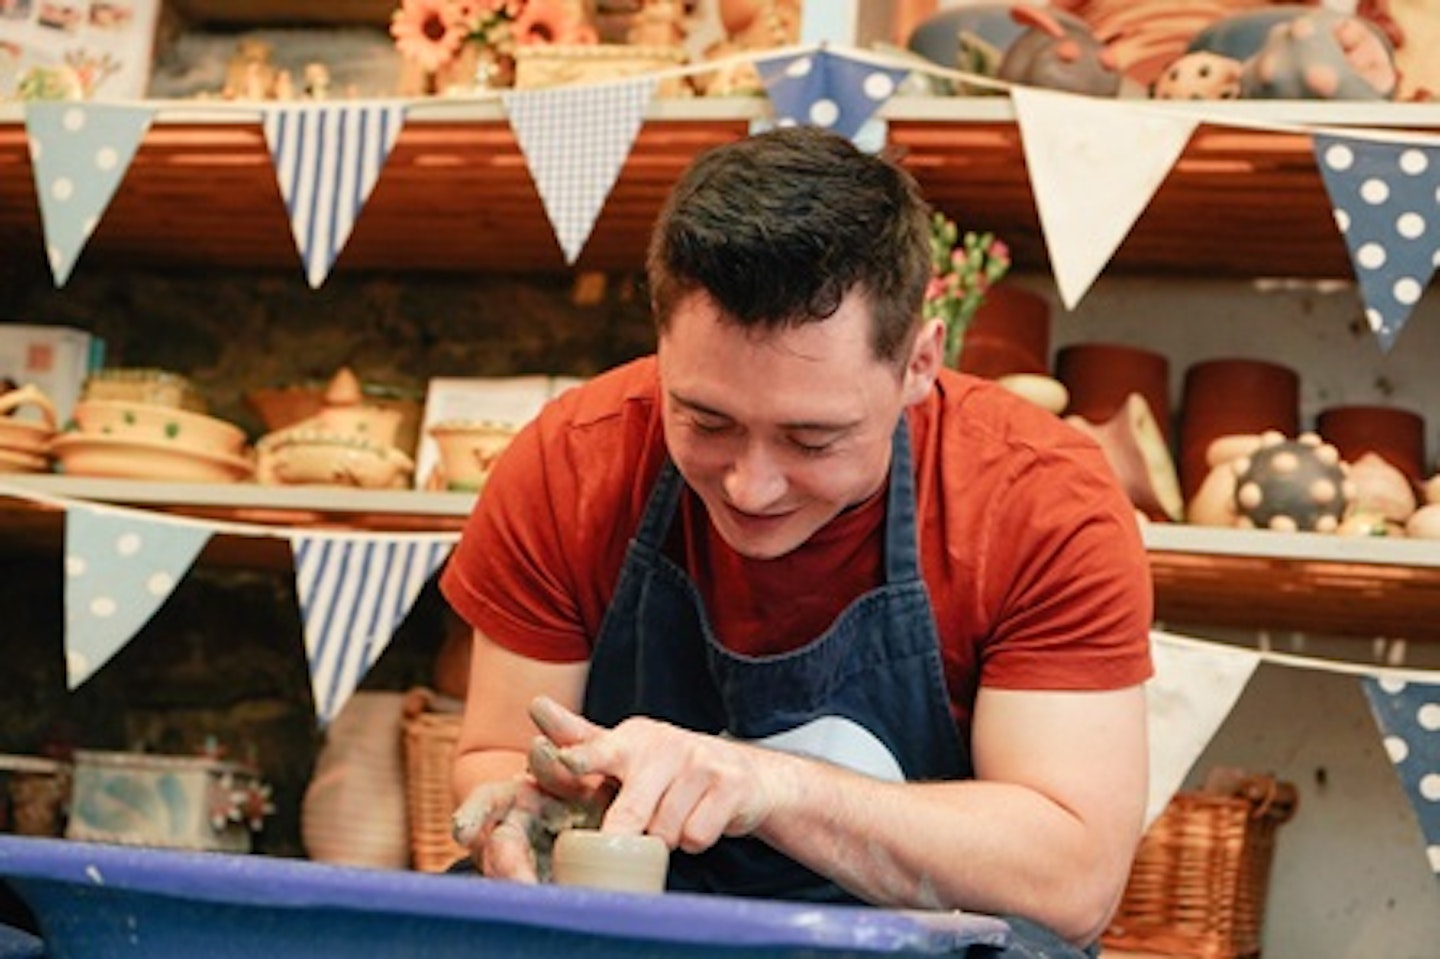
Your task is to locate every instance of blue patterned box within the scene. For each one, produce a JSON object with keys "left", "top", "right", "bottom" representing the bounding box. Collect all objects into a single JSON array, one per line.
[{"left": 66, "top": 750, "right": 269, "bottom": 853}]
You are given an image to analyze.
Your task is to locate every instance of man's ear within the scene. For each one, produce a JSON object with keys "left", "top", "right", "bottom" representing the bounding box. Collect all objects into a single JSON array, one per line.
[{"left": 901, "top": 318, "right": 946, "bottom": 404}]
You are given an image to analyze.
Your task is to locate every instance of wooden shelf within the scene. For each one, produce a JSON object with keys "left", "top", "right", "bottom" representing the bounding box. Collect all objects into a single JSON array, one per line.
[
  {"left": 3, "top": 475, "right": 1439, "bottom": 641},
  {"left": 4, "top": 98, "right": 1440, "bottom": 279}
]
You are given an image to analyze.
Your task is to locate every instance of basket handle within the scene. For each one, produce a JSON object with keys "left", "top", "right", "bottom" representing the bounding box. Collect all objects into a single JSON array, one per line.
[{"left": 1243, "top": 775, "right": 1299, "bottom": 823}]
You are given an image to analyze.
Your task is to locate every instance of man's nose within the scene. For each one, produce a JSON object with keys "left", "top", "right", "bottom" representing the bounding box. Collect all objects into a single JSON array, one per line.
[{"left": 723, "top": 441, "right": 786, "bottom": 511}]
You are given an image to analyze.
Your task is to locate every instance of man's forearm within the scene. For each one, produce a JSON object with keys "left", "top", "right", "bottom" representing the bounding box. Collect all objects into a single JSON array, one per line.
[{"left": 750, "top": 749, "right": 1124, "bottom": 945}]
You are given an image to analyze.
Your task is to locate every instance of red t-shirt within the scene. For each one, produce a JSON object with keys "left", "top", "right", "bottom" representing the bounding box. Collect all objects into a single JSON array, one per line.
[{"left": 441, "top": 357, "right": 1153, "bottom": 736}]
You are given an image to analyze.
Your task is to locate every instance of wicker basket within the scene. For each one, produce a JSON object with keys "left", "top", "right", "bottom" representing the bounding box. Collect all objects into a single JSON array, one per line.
[
  {"left": 402, "top": 702, "right": 467, "bottom": 873},
  {"left": 1103, "top": 773, "right": 1298, "bottom": 959}
]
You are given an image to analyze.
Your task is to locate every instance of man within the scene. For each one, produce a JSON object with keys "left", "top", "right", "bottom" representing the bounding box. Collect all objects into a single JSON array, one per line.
[{"left": 440, "top": 125, "right": 1152, "bottom": 956}]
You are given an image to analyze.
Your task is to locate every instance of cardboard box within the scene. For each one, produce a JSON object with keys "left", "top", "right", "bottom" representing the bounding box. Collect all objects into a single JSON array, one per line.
[{"left": 0, "top": 322, "right": 103, "bottom": 425}]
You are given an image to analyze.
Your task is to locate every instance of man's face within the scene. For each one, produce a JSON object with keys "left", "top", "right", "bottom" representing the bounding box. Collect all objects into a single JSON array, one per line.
[{"left": 657, "top": 289, "right": 938, "bottom": 560}]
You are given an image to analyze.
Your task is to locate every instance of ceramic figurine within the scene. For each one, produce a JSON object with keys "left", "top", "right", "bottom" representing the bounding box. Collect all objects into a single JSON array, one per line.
[
  {"left": 1231, "top": 432, "right": 1354, "bottom": 533},
  {"left": 1239, "top": 10, "right": 1397, "bottom": 100},
  {"left": 997, "top": 4, "right": 1123, "bottom": 96},
  {"left": 1150, "top": 51, "right": 1243, "bottom": 99}
]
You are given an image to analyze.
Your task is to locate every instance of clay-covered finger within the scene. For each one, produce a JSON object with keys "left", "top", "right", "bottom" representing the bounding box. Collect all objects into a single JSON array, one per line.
[
  {"left": 482, "top": 814, "right": 540, "bottom": 883},
  {"left": 528, "top": 696, "right": 601, "bottom": 747},
  {"left": 451, "top": 779, "right": 518, "bottom": 848}
]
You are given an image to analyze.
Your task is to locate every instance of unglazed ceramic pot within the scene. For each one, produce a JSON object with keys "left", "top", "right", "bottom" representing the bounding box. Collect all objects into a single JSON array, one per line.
[
  {"left": 1179, "top": 357, "right": 1299, "bottom": 502},
  {"left": 1056, "top": 342, "right": 1171, "bottom": 443},
  {"left": 551, "top": 829, "right": 669, "bottom": 894},
  {"left": 1316, "top": 405, "right": 1426, "bottom": 486}
]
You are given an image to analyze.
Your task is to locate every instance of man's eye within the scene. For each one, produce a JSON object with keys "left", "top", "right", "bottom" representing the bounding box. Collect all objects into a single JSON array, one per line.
[
  {"left": 691, "top": 417, "right": 730, "bottom": 434},
  {"left": 791, "top": 437, "right": 837, "bottom": 456}
]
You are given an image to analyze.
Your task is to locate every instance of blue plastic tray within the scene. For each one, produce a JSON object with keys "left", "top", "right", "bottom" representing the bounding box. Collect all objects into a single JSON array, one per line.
[{"left": 0, "top": 836, "right": 1009, "bottom": 958}]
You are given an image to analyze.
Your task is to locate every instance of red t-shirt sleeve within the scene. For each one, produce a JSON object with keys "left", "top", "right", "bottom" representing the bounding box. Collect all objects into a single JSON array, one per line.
[
  {"left": 439, "top": 360, "right": 665, "bottom": 663},
  {"left": 975, "top": 437, "right": 1154, "bottom": 690}
]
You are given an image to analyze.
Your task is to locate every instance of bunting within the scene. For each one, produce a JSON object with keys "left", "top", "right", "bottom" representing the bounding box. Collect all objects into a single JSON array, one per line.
[
  {"left": 502, "top": 76, "right": 657, "bottom": 264},
  {"left": 1363, "top": 677, "right": 1440, "bottom": 879},
  {"left": 1146, "top": 633, "right": 1262, "bottom": 826},
  {"left": 754, "top": 48, "right": 909, "bottom": 143},
  {"left": 262, "top": 103, "right": 408, "bottom": 289},
  {"left": 63, "top": 505, "right": 211, "bottom": 689},
  {"left": 1010, "top": 87, "right": 1197, "bottom": 310},
  {"left": 290, "top": 533, "right": 453, "bottom": 725},
  {"left": 5, "top": 473, "right": 1440, "bottom": 873},
  {"left": 23, "top": 101, "right": 155, "bottom": 287},
  {"left": 1312, "top": 135, "right": 1440, "bottom": 353}
]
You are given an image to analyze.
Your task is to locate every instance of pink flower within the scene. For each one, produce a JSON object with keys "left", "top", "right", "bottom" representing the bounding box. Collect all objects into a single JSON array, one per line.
[{"left": 391, "top": 0, "right": 468, "bottom": 73}]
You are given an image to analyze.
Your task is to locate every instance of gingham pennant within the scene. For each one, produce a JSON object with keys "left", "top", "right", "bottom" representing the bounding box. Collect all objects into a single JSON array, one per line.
[
  {"left": 1312, "top": 135, "right": 1440, "bottom": 353},
  {"left": 24, "top": 102, "right": 155, "bottom": 287},
  {"left": 290, "top": 534, "right": 453, "bottom": 725},
  {"left": 1362, "top": 677, "right": 1440, "bottom": 879},
  {"left": 754, "top": 49, "right": 909, "bottom": 142},
  {"left": 502, "top": 76, "right": 656, "bottom": 264},
  {"left": 263, "top": 103, "right": 407, "bottom": 288},
  {"left": 63, "top": 505, "right": 211, "bottom": 689}
]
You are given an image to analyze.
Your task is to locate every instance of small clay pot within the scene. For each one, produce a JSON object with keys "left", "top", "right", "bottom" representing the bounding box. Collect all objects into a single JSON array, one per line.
[
  {"left": 551, "top": 829, "right": 669, "bottom": 894},
  {"left": 956, "top": 285, "right": 1051, "bottom": 379},
  {"left": 1316, "top": 404, "right": 1426, "bottom": 485},
  {"left": 1179, "top": 358, "right": 1299, "bottom": 501},
  {"left": 1055, "top": 342, "right": 1171, "bottom": 442}
]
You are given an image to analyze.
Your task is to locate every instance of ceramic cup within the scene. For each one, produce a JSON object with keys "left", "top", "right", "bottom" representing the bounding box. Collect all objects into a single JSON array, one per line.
[
  {"left": 550, "top": 829, "right": 669, "bottom": 894},
  {"left": 1055, "top": 342, "right": 1172, "bottom": 441},
  {"left": 1316, "top": 404, "right": 1426, "bottom": 485},
  {"left": 1179, "top": 357, "right": 1299, "bottom": 501}
]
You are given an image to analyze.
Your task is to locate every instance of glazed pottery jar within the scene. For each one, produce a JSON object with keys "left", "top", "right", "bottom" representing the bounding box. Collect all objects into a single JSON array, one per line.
[
  {"left": 1055, "top": 342, "right": 1171, "bottom": 442},
  {"left": 1179, "top": 358, "right": 1299, "bottom": 501},
  {"left": 1316, "top": 405, "right": 1426, "bottom": 485}
]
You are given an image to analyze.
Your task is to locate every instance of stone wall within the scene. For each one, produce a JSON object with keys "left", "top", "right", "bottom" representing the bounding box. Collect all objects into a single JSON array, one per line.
[{"left": 0, "top": 261, "right": 655, "bottom": 858}]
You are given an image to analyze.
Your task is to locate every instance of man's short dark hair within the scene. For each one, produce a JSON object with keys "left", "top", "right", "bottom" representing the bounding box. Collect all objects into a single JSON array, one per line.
[{"left": 646, "top": 126, "right": 931, "bottom": 366}]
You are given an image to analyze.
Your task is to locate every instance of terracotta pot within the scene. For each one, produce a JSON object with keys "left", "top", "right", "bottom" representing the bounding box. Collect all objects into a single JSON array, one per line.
[
  {"left": 1179, "top": 357, "right": 1299, "bottom": 500},
  {"left": 1316, "top": 404, "right": 1426, "bottom": 484},
  {"left": 1055, "top": 342, "right": 1171, "bottom": 442},
  {"left": 956, "top": 285, "right": 1051, "bottom": 379}
]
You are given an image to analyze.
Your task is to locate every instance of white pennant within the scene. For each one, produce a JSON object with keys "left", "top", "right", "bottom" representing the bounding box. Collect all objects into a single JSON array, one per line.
[
  {"left": 290, "top": 534, "right": 453, "bottom": 725},
  {"left": 24, "top": 102, "right": 155, "bottom": 287},
  {"left": 263, "top": 103, "right": 407, "bottom": 288},
  {"left": 63, "top": 505, "right": 211, "bottom": 688},
  {"left": 1145, "top": 630, "right": 1262, "bottom": 825},
  {"left": 1011, "top": 88, "right": 1196, "bottom": 310},
  {"left": 502, "top": 76, "right": 657, "bottom": 263}
]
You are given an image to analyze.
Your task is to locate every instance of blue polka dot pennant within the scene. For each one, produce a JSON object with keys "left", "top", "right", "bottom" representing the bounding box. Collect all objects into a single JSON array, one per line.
[
  {"left": 263, "top": 103, "right": 408, "bottom": 289},
  {"left": 1312, "top": 134, "right": 1440, "bottom": 353},
  {"left": 1362, "top": 677, "right": 1440, "bottom": 880},
  {"left": 23, "top": 102, "right": 155, "bottom": 288},
  {"left": 754, "top": 49, "right": 909, "bottom": 143},
  {"left": 63, "top": 506, "right": 211, "bottom": 689},
  {"left": 290, "top": 533, "right": 453, "bottom": 725}
]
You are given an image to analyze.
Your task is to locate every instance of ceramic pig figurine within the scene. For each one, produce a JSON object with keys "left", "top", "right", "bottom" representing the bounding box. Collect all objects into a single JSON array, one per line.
[
  {"left": 1240, "top": 11, "right": 1397, "bottom": 100},
  {"left": 998, "top": 4, "right": 1122, "bottom": 96}
]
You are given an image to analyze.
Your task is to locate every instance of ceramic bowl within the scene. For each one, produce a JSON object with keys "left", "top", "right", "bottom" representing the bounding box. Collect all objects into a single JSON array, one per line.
[
  {"left": 0, "top": 383, "right": 59, "bottom": 455},
  {"left": 72, "top": 400, "right": 247, "bottom": 459},
  {"left": 49, "top": 434, "right": 254, "bottom": 484},
  {"left": 256, "top": 430, "right": 415, "bottom": 489},
  {"left": 550, "top": 829, "right": 668, "bottom": 894},
  {"left": 427, "top": 419, "right": 518, "bottom": 492},
  {"left": 81, "top": 368, "right": 205, "bottom": 411}
]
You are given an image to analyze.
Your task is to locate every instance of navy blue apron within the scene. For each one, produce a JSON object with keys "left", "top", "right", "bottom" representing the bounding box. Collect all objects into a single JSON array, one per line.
[{"left": 584, "top": 419, "right": 970, "bottom": 903}]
